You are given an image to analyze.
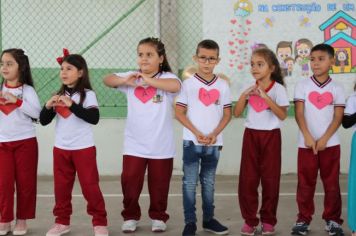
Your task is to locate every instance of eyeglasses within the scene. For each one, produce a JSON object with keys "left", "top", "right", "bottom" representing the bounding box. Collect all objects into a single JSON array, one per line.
[
  {"left": 197, "top": 56, "right": 218, "bottom": 64},
  {"left": 0, "top": 62, "right": 16, "bottom": 68}
]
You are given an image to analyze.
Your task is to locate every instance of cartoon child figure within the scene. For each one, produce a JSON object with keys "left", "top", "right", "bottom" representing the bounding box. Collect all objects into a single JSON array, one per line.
[
  {"left": 234, "top": 0, "right": 253, "bottom": 17},
  {"left": 284, "top": 57, "right": 294, "bottom": 77},
  {"left": 251, "top": 43, "right": 268, "bottom": 52},
  {"left": 276, "top": 41, "right": 293, "bottom": 77},
  {"left": 335, "top": 49, "right": 349, "bottom": 73},
  {"left": 294, "top": 39, "right": 313, "bottom": 77}
]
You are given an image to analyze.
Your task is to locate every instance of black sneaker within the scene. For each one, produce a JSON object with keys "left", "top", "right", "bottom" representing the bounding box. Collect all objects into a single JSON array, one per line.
[
  {"left": 202, "top": 218, "right": 229, "bottom": 235},
  {"left": 325, "top": 220, "right": 344, "bottom": 236},
  {"left": 182, "top": 222, "right": 197, "bottom": 236},
  {"left": 291, "top": 222, "right": 310, "bottom": 235}
]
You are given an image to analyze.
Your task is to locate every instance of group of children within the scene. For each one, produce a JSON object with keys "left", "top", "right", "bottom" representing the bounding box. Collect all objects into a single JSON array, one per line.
[{"left": 0, "top": 38, "right": 354, "bottom": 236}]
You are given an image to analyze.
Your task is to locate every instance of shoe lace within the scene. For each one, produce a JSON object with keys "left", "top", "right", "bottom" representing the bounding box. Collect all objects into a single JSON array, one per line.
[
  {"left": 295, "top": 222, "right": 306, "bottom": 226},
  {"left": 329, "top": 221, "right": 340, "bottom": 229}
]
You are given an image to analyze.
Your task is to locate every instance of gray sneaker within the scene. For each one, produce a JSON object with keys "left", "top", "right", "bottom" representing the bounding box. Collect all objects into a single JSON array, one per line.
[
  {"left": 291, "top": 222, "right": 310, "bottom": 235},
  {"left": 325, "top": 221, "right": 344, "bottom": 236}
]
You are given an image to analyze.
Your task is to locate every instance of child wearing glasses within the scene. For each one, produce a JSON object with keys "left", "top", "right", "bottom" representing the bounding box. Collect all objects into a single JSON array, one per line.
[{"left": 175, "top": 39, "right": 232, "bottom": 236}]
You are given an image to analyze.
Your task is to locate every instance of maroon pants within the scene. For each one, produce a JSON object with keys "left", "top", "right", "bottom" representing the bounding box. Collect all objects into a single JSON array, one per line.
[
  {"left": 296, "top": 145, "right": 343, "bottom": 224},
  {"left": 238, "top": 128, "right": 281, "bottom": 227},
  {"left": 53, "top": 146, "right": 107, "bottom": 226},
  {"left": 0, "top": 137, "right": 38, "bottom": 222},
  {"left": 121, "top": 155, "right": 173, "bottom": 222}
]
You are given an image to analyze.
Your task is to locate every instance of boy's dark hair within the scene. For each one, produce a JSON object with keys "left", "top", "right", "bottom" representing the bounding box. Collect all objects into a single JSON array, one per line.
[
  {"left": 252, "top": 48, "right": 285, "bottom": 86},
  {"left": 138, "top": 37, "right": 172, "bottom": 73},
  {"left": 1, "top": 48, "right": 34, "bottom": 87},
  {"left": 310, "top": 43, "right": 335, "bottom": 57},
  {"left": 57, "top": 54, "right": 92, "bottom": 105},
  {"left": 196, "top": 39, "right": 220, "bottom": 56}
]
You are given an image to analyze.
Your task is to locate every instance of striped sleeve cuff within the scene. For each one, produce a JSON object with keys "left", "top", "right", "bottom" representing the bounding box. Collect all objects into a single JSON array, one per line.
[
  {"left": 176, "top": 102, "right": 187, "bottom": 107},
  {"left": 223, "top": 103, "right": 232, "bottom": 108},
  {"left": 293, "top": 99, "right": 305, "bottom": 103}
]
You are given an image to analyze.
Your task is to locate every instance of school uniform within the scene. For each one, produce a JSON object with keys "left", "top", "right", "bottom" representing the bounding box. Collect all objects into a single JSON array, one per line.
[
  {"left": 238, "top": 81, "right": 289, "bottom": 227},
  {"left": 176, "top": 73, "right": 232, "bottom": 146},
  {"left": 294, "top": 76, "right": 345, "bottom": 225},
  {"left": 0, "top": 83, "right": 41, "bottom": 222},
  {"left": 115, "top": 71, "right": 180, "bottom": 222},
  {"left": 343, "top": 92, "right": 356, "bottom": 231},
  {"left": 176, "top": 73, "right": 232, "bottom": 224},
  {"left": 39, "top": 89, "right": 107, "bottom": 226}
]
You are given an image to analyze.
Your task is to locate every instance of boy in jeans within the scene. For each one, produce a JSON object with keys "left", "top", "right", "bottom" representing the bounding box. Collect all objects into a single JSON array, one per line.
[
  {"left": 291, "top": 44, "right": 345, "bottom": 236},
  {"left": 175, "top": 39, "right": 231, "bottom": 236}
]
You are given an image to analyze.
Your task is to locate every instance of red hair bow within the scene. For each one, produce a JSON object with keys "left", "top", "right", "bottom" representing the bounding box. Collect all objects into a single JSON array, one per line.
[{"left": 56, "top": 48, "right": 70, "bottom": 65}]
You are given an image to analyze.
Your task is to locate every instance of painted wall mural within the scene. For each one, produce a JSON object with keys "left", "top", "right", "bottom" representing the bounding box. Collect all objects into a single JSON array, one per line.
[{"left": 203, "top": 0, "right": 356, "bottom": 99}]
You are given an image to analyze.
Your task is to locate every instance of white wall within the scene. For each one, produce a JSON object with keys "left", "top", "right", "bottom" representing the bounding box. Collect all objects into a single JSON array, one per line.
[{"left": 37, "top": 118, "right": 352, "bottom": 175}]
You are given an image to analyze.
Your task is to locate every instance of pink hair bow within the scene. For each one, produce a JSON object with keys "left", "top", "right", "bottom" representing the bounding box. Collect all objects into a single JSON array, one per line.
[{"left": 56, "top": 48, "right": 70, "bottom": 65}]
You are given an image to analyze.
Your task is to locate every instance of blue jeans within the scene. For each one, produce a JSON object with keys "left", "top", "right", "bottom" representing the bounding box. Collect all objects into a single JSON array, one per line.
[{"left": 182, "top": 140, "right": 220, "bottom": 224}]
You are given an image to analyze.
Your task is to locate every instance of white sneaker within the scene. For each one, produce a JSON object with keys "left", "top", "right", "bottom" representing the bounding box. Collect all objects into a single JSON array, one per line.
[
  {"left": 13, "top": 220, "right": 27, "bottom": 235},
  {"left": 46, "top": 224, "right": 70, "bottom": 236},
  {"left": 151, "top": 220, "right": 167, "bottom": 232},
  {"left": 121, "top": 220, "right": 138, "bottom": 233},
  {"left": 93, "top": 226, "right": 109, "bottom": 236},
  {"left": 0, "top": 222, "right": 11, "bottom": 235}
]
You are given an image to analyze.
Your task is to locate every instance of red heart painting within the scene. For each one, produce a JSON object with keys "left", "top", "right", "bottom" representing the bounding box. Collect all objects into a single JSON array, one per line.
[
  {"left": 0, "top": 98, "right": 17, "bottom": 115},
  {"left": 199, "top": 88, "right": 220, "bottom": 106},
  {"left": 249, "top": 95, "right": 269, "bottom": 112},
  {"left": 308, "top": 91, "right": 333, "bottom": 110},
  {"left": 55, "top": 102, "right": 72, "bottom": 118},
  {"left": 134, "top": 86, "right": 157, "bottom": 103}
]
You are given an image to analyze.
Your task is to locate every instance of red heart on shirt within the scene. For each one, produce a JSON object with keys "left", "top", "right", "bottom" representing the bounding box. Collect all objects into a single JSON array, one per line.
[
  {"left": 134, "top": 86, "right": 157, "bottom": 103},
  {"left": 0, "top": 98, "right": 18, "bottom": 115},
  {"left": 199, "top": 88, "right": 220, "bottom": 106},
  {"left": 308, "top": 91, "right": 333, "bottom": 110},
  {"left": 249, "top": 95, "right": 269, "bottom": 112},
  {"left": 54, "top": 102, "right": 72, "bottom": 118}
]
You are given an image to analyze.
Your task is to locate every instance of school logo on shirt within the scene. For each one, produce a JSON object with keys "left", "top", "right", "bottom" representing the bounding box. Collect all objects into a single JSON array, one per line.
[
  {"left": 134, "top": 86, "right": 157, "bottom": 103},
  {"left": 308, "top": 91, "right": 333, "bottom": 110},
  {"left": 198, "top": 88, "right": 220, "bottom": 106},
  {"left": 0, "top": 98, "right": 18, "bottom": 115},
  {"left": 249, "top": 95, "right": 269, "bottom": 112}
]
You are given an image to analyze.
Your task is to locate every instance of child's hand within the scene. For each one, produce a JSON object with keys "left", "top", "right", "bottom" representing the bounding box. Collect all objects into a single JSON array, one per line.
[
  {"left": 242, "top": 85, "right": 258, "bottom": 97},
  {"left": 304, "top": 134, "right": 317, "bottom": 155},
  {"left": 45, "top": 95, "right": 60, "bottom": 109},
  {"left": 136, "top": 73, "right": 151, "bottom": 86},
  {"left": 316, "top": 137, "right": 328, "bottom": 152},
  {"left": 195, "top": 131, "right": 209, "bottom": 145},
  {"left": 1, "top": 92, "right": 18, "bottom": 104},
  {"left": 206, "top": 133, "right": 217, "bottom": 145},
  {"left": 58, "top": 95, "right": 73, "bottom": 107},
  {"left": 256, "top": 86, "right": 268, "bottom": 99},
  {"left": 123, "top": 73, "right": 139, "bottom": 87}
]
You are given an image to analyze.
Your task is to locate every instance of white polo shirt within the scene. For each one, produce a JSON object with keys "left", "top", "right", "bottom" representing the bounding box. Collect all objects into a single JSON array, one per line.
[
  {"left": 54, "top": 90, "right": 98, "bottom": 150},
  {"left": 0, "top": 84, "right": 41, "bottom": 142},
  {"left": 344, "top": 92, "right": 356, "bottom": 131},
  {"left": 115, "top": 71, "right": 180, "bottom": 159},
  {"left": 294, "top": 76, "right": 345, "bottom": 148},
  {"left": 238, "top": 81, "right": 289, "bottom": 130},
  {"left": 176, "top": 73, "right": 232, "bottom": 146}
]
